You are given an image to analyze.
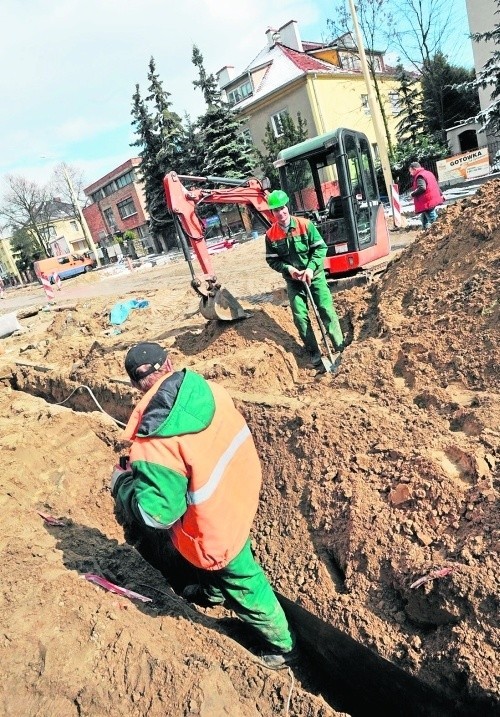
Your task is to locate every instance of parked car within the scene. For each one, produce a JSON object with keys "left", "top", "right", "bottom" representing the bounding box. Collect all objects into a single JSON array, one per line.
[{"left": 33, "top": 253, "right": 96, "bottom": 282}]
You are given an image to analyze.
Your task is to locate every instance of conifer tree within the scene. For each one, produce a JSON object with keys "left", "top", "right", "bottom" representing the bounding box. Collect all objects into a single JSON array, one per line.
[
  {"left": 391, "top": 65, "right": 448, "bottom": 191},
  {"left": 421, "top": 53, "right": 479, "bottom": 143},
  {"left": 256, "top": 112, "right": 308, "bottom": 188},
  {"left": 130, "top": 57, "right": 183, "bottom": 249},
  {"left": 192, "top": 46, "right": 257, "bottom": 180},
  {"left": 394, "top": 63, "right": 425, "bottom": 145},
  {"left": 175, "top": 114, "right": 205, "bottom": 177}
]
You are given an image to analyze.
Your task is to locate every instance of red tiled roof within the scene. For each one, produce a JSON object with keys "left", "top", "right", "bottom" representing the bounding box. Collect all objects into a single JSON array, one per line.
[{"left": 279, "top": 44, "right": 337, "bottom": 73}]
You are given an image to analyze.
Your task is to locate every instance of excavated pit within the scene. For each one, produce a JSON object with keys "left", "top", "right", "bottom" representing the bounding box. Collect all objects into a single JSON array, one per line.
[
  {"left": 0, "top": 181, "right": 499, "bottom": 716},
  {"left": 2, "top": 367, "right": 495, "bottom": 717}
]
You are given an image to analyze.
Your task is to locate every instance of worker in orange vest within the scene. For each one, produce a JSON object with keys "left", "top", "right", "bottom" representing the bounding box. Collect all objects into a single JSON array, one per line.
[{"left": 110, "top": 342, "right": 298, "bottom": 669}]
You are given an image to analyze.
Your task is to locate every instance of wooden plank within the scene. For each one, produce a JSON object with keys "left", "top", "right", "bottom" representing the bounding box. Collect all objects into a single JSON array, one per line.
[{"left": 14, "top": 360, "right": 57, "bottom": 372}]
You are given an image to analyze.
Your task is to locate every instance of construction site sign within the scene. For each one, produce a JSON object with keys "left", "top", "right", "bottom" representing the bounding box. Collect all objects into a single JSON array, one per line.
[{"left": 436, "top": 148, "right": 490, "bottom": 183}]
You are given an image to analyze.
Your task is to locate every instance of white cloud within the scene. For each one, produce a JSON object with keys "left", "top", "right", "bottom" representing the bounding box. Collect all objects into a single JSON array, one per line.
[
  {"left": 1, "top": 0, "right": 324, "bottom": 185},
  {"left": 0, "top": 0, "right": 473, "bottom": 189}
]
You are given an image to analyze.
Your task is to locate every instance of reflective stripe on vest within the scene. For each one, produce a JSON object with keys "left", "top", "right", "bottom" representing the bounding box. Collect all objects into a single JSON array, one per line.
[
  {"left": 138, "top": 504, "right": 177, "bottom": 530},
  {"left": 187, "top": 424, "right": 251, "bottom": 505}
]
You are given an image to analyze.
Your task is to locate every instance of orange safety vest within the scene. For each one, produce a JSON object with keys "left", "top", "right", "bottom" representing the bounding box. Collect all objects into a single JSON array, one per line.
[{"left": 123, "top": 373, "right": 262, "bottom": 570}]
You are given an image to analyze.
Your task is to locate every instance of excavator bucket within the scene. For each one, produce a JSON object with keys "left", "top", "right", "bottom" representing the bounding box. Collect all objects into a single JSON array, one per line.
[{"left": 199, "top": 287, "right": 249, "bottom": 321}]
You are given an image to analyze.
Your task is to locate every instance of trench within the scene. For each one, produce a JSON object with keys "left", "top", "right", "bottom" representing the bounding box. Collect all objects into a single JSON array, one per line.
[{"left": 4, "top": 364, "right": 498, "bottom": 717}]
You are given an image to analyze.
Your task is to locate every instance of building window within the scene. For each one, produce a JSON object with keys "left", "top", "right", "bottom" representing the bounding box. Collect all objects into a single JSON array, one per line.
[
  {"left": 116, "top": 171, "right": 134, "bottom": 188},
  {"left": 371, "top": 56, "right": 383, "bottom": 73},
  {"left": 91, "top": 188, "right": 105, "bottom": 202},
  {"left": 103, "top": 207, "right": 117, "bottom": 230},
  {"left": 340, "top": 53, "right": 361, "bottom": 71},
  {"left": 240, "top": 128, "right": 253, "bottom": 146},
  {"left": 271, "top": 109, "right": 289, "bottom": 137},
  {"left": 136, "top": 224, "right": 150, "bottom": 238},
  {"left": 361, "top": 94, "right": 370, "bottom": 114},
  {"left": 42, "top": 225, "right": 57, "bottom": 239},
  {"left": 117, "top": 197, "right": 137, "bottom": 219},
  {"left": 227, "top": 80, "right": 253, "bottom": 106},
  {"left": 388, "top": 91, "right": 400, "bottom": 114},
  {"left": 103, "top": 181, "right": 117, "bottom": 197},
  {"left": 70, "top": 220, "right": 78, "bottom": 231}
]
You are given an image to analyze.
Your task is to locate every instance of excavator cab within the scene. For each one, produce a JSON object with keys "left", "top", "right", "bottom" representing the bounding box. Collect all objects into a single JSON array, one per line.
[{"left": 274, "top": 128, "right": 390, "bottom": 277}]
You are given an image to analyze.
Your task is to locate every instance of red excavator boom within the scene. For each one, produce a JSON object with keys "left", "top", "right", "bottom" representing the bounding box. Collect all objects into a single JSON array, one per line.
[{"left": 163, "top": 171, "right": 273, "bottom": 320}]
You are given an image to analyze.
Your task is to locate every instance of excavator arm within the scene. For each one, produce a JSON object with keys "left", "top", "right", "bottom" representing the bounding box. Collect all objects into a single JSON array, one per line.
[{"left": 163, "top": 171, "right": 273, "bottom": 320}]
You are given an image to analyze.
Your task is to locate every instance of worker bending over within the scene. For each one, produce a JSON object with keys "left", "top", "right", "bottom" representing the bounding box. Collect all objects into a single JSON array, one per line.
[
  {"left": 265, "top": 190, "right": 344, "bottom": 369},
  {"left": 110, "top": 342, "right": 298, "bottom": 669}
]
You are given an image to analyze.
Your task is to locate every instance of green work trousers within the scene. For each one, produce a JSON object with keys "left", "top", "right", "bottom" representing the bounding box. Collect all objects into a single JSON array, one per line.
[
  {"left": 197, "top": 538, "right": 294, "bottom": 652},
  {"left": 286, "top": 274, "right": 344, "bottom": 355}
]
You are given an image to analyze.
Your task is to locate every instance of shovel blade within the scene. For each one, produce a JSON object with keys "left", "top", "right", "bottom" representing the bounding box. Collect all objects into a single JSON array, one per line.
[
  {"left": 321, "top": 356, "right": 334, "bottom": 373},
  {"left": 199, "top": 287, "right": 248, "bottom": 321},
  {"left": 318, "top": 352, "right": 342, "bottom": 374}
]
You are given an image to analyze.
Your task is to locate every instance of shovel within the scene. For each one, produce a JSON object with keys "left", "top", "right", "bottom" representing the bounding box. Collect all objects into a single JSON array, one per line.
[{"left": 303, "top": 281, "right": 340, "bottom": 374}]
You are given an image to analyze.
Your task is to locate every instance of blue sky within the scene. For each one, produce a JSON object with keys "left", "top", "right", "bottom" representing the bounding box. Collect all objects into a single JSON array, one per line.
[{"left": 0, "top": 0, "right": 474, "bottom": 192}]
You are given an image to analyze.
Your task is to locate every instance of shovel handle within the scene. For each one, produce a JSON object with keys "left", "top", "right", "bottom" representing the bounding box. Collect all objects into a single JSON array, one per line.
[{"left": 303, "top": 281, "right": 336, "bottom": 365}]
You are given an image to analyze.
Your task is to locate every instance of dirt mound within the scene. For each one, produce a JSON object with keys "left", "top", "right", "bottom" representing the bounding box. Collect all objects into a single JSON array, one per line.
[
  {"left": 377, "top": 180, "right": 500, "bottom": 392},
  {"left": 0, "top": 182, "right": 498, "bottom": 715}
]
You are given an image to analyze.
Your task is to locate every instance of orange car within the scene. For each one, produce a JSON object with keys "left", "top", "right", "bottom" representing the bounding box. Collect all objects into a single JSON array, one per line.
[{"left": 33, "top": 253, "right": 96, "bottom": 282}]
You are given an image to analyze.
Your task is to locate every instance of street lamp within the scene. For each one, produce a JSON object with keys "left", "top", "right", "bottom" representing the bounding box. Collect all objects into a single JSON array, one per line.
[{"left": 40, "top": 157, "right": 102, "bottom": 267}]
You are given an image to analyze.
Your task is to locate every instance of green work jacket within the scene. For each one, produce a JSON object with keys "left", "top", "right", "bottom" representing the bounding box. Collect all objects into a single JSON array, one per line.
[{"left": 265, "top": 216, "right": 327, "bottom": 278}]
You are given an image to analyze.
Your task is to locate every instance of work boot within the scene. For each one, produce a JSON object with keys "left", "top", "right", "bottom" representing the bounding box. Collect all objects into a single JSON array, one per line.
[
  {"left": 259, "top": 644, "right": 300, "bottom": 670},
  {"left": 181, "top": 584, "right": 225, "bottom": 608},
  {"left": 306, "top": 351, "right": 323, "bottom": 369}
]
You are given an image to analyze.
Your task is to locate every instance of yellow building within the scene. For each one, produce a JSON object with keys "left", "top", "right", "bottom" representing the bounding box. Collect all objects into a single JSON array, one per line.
[
  {"left": 217, "top": 21, "right": 400, "bottom": 160},
  {"left": 0, "top": 200, "right": 89, "bottom": 284},
  {"left": 0, "top": 236, "right": 22, "bottom": 283},
  {"left": 37, "top": 199, "right": 89, "bottom": 257}
]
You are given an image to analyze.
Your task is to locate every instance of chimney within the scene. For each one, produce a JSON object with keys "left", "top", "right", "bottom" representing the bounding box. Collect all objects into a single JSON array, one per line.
[
  {"left": 266, "top": 27, "right": 280, "bottom": 47},
  {"left": 278, "top": 20, "right": 303, "bottom": 52},
  {"left": 216, "top": 65, "right": 235, "bottom": 88}
]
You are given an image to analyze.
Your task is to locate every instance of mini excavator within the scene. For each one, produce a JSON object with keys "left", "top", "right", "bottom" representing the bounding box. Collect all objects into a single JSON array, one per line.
[{"left": 163, "top": 127, "right": 391, "bottom": 322}]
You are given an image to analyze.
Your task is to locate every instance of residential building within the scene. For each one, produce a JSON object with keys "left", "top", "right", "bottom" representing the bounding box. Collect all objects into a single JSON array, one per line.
[
  {"left": 39, "top": 199, "right": 89, "bottom": 257},
  {"left": 217, "top": 20, "right": 401, "bottom": 160},
  {"left": 0, "top": 236, "right": 22, "bottom": 284},
  {"left": 447, "top": 0, "right": 500, "bottom": 162},
  {"left": 0, "top": 200, "right": 88, "bottom": 285},
  {"left": 83, "top": 158, "right": 156, "bottom": 258},
  {"left": 465, "top": 0, "right": 500, "bottom": 144}
]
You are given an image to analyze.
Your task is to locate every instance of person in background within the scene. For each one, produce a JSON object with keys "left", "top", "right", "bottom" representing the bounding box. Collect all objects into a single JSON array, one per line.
[
  {"left": 409, "top": 162, "right": 445, "bottom": 229},
  {"left": 264, "top": 189, "right": 344, "bottom": 370},
  {"left": 110, "top": 342, "right": 298, "bottom": 670}
]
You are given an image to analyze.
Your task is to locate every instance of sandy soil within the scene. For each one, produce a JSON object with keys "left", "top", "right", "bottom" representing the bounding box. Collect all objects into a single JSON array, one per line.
[{"left": 0, "top": 181, "right": 498, "bottom": 717}]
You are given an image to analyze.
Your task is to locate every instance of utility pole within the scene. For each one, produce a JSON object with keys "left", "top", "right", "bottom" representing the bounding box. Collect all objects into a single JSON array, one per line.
[
  {"left": 347, "top": 0, "right": 394, "bottom": 210},
  {"left": 61, "top": 164, "right": 102, "bottom": 267}
]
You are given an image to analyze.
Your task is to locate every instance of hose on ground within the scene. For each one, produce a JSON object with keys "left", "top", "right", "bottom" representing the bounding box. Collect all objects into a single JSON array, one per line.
[{"left": 54, "top": 384, "right": 126, "bottom": 427}]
